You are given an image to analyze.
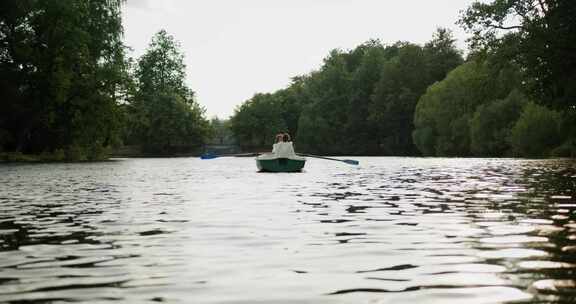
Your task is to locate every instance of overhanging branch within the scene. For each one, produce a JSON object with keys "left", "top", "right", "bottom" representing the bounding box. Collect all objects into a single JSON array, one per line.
[{"left": 490, "top": 25, "right": 524, "bottom": 31}]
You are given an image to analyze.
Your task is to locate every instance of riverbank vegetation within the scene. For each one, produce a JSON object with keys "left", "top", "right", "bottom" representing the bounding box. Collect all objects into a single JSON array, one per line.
[
  {"left": 0, "top": 1, "right": 209, "bottom": 161},
  {"left": 232, "top": 30, "right": 464, "bottom": 154},
  {"left": 231, "top": 0, "right": 576, "bottom": 158},
  {"left": 122, "top": 30, "right": 209, "bottom": 155},
  {"left": 1, "top": 0, "right": 574, "bottom": 161}
]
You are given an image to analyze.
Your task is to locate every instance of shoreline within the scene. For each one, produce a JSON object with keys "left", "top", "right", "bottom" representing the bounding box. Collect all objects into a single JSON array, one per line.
[{"left": 2, "top": 152, "right": 575, "bottom": 163}]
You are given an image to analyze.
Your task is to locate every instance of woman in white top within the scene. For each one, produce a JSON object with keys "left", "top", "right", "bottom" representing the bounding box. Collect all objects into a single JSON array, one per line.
[
  {"left": 272, "top": 133, "right": 284, "bottom": 154},
  {"left": 274, "top": 133, "right": 297, "bottom": 158}
]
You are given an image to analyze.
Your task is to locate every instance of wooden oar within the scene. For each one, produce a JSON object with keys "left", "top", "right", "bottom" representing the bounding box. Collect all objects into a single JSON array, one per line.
[
  {"left": 298, "top": 153, "right": 359, "bottom": 165},
  {"left": 200, "top": 152, "right": 260, "bottom": 159}
]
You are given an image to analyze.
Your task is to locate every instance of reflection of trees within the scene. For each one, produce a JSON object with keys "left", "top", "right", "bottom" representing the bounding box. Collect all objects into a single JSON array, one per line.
[
  {"left": 464, "top": 160, "right": 576, "bottom": 302},
  {"left": 0, "top": 178, "right": 120, "bottom": 250},
  {"left": 0, "top": 220, "right": 30, "bottom": 251},
  {"left": 303, "top": 159, "right": 576, "bottom": 302},
  {"left": 0, "top": 200, "right": 108, "bottom": 250}
]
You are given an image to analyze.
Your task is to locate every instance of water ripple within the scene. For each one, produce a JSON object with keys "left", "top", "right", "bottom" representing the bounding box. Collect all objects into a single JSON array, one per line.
[{"left": 0, "top": 157, "right": 575, "bottom": 303}]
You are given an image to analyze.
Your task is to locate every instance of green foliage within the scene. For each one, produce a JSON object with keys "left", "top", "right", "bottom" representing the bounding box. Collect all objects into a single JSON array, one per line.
[
  {"left": 343, "top": 41, "right": 391, "bottom": 154},
  {"left": 3, "top": 0, "right": 569, "bottom": 159},
  {"left": 551, "top": 139, "right": 576, "bottom": 158},
  {"left": 294, "top": 49, "right": 353, "bottom": 154},
  {"left": 208, "top": 118, "right": 236, "bottom": 145},
  {"left": 424, "top": 28, "right": 466, "bottom": 83},
  {"left": 459, "top": 0, "right": 576, "bottom": 111},
  {"left": 555, "top": 111, "right": 576, "bottom": 157},
  {"left": 469, "top": 89, "right": 528, "bottom": 156},
  {"left": 230, "top": 93, "right": 287, "bottom": 149},
  {"left": 276, "top": 79, "right": 309, "bottom": 139},
  {"left": 0, "top": 0, "right": 128, "bottom": 159},
  {"left": 510, "top": 103, "right": 562, "bottom": 157},
  {"left": 413, "top": 45, "right": 530, "bottom": 157},
  {"left": 231, "top": 31, "right": 463, "bottom": 156},
  {"left": 66, "top": 145, "right": 88, "bottom": 162},
  {"left": 0, "top": 152, "right": 38, "bottom": 162},
  {"left": 40, "top": 149, "right": 66, "bottom": 162},
  {"left": 455, "top": 0, "right": 575, "bottom": 158},
  {"left": 414, "top": 61, "right": 490, "bottom": 156},
  {"left": 136, "top": 30, "right": 192, "bottom": 100},
  {"left": 411, "top": 126, "right": 436, "bottom": 157},
  {"left": 127, "top": 30, "right": 209, "bottom": 154},
  {"left": 296, "top": 103, "right": 342, "bottom": 154},
  {"left": 370, "top": 31, "right": 463, "bottom": 155}
]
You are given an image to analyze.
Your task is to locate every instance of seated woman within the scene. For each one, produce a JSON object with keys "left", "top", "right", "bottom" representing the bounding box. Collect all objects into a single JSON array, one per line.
[
  {"left": 257, "top": 132, "right": 304, "bottom": 162},
  {"left": 274, "top": 133, "right": 297, "bottom": 158},
  {"left": 272, "top": 133, "right": 284, "bottom": 155}
]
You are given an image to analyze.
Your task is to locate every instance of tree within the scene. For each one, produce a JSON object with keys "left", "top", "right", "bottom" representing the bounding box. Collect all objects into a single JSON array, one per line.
[
  {"left": 346, "top": 40, "right": 391, "bottom": 154},
  {"left": 232, "top": 31, "right": 463, "bottom": 156},
  {"left": 469, "top": 89, "right": 528, "bottom": 156},
  {"left": 295, "top": 50, "right": 353, "bottom": 154},
  {"left": 136, "top": 30, "right": 191, "bottom": 101},
  {"left": 413, "top": 61, "right": 492, "bottom": 156},
  {"left": 424, "top": 28, "right": 465, "bottom": 82},
  {"left": 230, "top": 93, "right": 286, "bottom": 149},
  {"left": 277, "top": 77, "right": 309, "bottom": 139},
  {"left": 208, "top": 117, "right": 235, "bottom": 145},
  {"left": 0, "top": 0, "right": 128, "bottom": 159},
  {"left": 370, "top": 29, "right": 463, "bottom": 155},
  {"left": 510, "top": 102, "right": 562, "bottom": 157},
  {"left": 129, "top": 30, "right": 208, "bottom": 153},
  {"left": 459, "top": 0, "right": 576, "bottom": 110}
]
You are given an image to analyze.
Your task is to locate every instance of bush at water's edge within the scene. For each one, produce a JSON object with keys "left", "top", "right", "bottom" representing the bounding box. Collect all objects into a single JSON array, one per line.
[{"left": 0, "top": 145, "right": 111, "bottom": 163}]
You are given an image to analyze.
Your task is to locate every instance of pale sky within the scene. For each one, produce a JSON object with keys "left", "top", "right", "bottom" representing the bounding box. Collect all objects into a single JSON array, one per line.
[{"left": 122, "top": 0, "right": 481, "bottom": 118}]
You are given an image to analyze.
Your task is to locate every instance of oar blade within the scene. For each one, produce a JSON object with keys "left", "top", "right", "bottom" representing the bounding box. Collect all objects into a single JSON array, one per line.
[
  {"left": 343, "top": 159, "right": 359, "bottom": 165},
  {"left": 200, "top": 153, "right": 218, "bottom": 159}
]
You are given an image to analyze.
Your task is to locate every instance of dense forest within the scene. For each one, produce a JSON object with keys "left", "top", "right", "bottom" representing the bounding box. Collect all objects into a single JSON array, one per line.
[
  {"left": 1, "top": 0, "right": 575, "bottom": 160},
  {"left": 232, "top": 31, "right": 463, "bottom": 155},
  {"left": 0, "top": 0, "right": 209, "bottom": 160},
  {"left": 231, "top": 0, "right": 576, "bottom": 158}
]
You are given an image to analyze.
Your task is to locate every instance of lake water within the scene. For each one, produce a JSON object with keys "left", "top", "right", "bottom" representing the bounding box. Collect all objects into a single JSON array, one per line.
[{"left": 1, "top": 157, "right": 575, "bottom": 303}]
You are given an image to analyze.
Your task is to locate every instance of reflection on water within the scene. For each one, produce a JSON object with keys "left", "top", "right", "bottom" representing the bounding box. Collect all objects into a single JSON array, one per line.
[{"left": 0, "top": 157, "right": 575, "bottom": 303}]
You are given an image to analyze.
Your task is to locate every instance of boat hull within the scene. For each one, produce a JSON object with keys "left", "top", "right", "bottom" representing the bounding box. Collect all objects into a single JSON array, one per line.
[{"left": 256, "top": 158, "right": 305, "bottom": 172}]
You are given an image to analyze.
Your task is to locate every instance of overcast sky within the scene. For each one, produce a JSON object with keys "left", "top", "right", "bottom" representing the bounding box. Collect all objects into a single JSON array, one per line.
[{"left": 122, "top": 0, "right": 481, "bottom": 118}]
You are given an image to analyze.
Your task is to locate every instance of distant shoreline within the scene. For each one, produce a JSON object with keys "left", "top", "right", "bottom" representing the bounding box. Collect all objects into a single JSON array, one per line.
[{"left": 3, "top": 151, "right": 575, "bottom": 163}]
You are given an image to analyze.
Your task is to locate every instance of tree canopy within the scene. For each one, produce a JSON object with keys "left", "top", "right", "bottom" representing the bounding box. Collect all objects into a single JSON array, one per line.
[
  {"left": 0, "top": 0, "right": 127, "bottom": 159},
  {"left": 459, "top": 0, "right": 576, "bottom": 110},
  {"left": 126, "top": 30, "right": 209, "bottom": 154},
  {"left": 1, "top": 1, "right": 574, "bottom": 160},
  {"left": 230, "top": 30, "right": 464, "bottom": 156},
  {"left": 228, "top": 1, "right": 575, "bottom": 158},
  {"left": 1, "top": 2, "right": 210, "bottom": 159}
]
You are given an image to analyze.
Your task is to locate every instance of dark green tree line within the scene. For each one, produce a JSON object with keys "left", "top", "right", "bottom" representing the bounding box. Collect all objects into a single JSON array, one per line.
[
  {"left": 207, "top": 117, "right": 235, "bottom": 145},
  {"left": 411, "top": 0, "right": 575, "bottom": 158},
  {"left": 0, "top": 0, "right": 128, "bottom": 159},
  {"left": 231, "top": 0, "right": 575, "bottom": 158},
  {"left": 1, "top": 2, "right": 209, "bottom": 160},
  {"left": 369, "top": 30, "right": 464, "bottom": 155},
  {"left": 231, "top": 30, "right": 463, "bottom": 155},
  {"left": 230, "top": 93, "right": 287, "bottom": 149},
  {"left": 413, "top": 54, "right": 525, "bottom": 157},
  {"left": 3, "top": 0, "right": 573, "bottom": 159},
  {"left": 453, "top": 0, "right": 575, "bottom": 157}
]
